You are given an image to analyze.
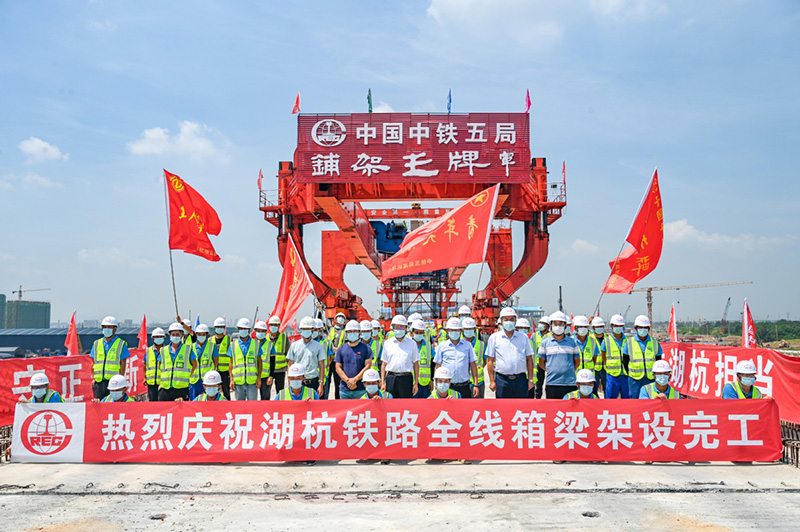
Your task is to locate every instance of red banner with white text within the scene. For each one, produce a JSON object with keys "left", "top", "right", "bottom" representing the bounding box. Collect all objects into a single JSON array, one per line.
[
  {"left": 0, "top": 352, "right": 146, "bottom": 427},
  {"left": 663, "top": 342, "right": 800, "bottom": 423},
  {"left": 11, "top": 399, "right": 781, "bottom": 463}
]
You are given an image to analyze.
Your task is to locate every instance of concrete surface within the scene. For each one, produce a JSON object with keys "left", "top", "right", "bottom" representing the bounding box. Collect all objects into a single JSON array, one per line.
[{"left": 1, "top": 460, "right": 799, "bottom": 531}]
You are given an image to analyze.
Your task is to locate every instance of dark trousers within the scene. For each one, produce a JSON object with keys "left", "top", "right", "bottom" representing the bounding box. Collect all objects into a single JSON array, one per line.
[
  {"left": 546, "top": 384, "right": 577, "bottom": 399},
  {"left": 92, "top": 379, "right": 109, "bottom": 400},
  {"left": 260, "top": 371, "right": 286, "bottom": 400},
  {"left": 474, "top": 382, "right": 486, "bottom": 398},
  {"left": 304, "top": 377, "right": 320, "bottom": 395},
  {"left": 328, "top": 365, "right": 341, "bottom": 399},
  {"left": 158, "top": 387, "right": 189, "bottom": 402},
  {"left": 452, "top": 382, "right": 472, "bottom": 399},
  {"left": 147, "top": 384, "right": 159, "bottom": 402},
  {"left": 386, "top": 373, "right": 413, "bottom": 398},
  {"left": 219, "top": 370, "right": 231, "bottom": 400},
  {"left": 533, "top": 366, "right": 545, "bottom": 398},
  {"left": 496, "top": 373, "right": 528, "bottom": 398}
]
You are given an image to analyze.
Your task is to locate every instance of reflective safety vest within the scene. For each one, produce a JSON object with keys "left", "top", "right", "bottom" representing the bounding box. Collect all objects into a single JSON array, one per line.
[
  {"left": 211, "top": 335, "right": 231, "bottom": 372},
  {"left": 731, "top": 381, "right": 763, "bottom": 399},
  {"left": 328, "top": 327, "right": 346, "bottom": 350},
  {"left": 92, "top": 337, "right": 124, "bottom": 382},
  {"left": 159, "top": 344, "right": 193, "bottom": 389},
  {"left": 564, "top": 390, "right": 599, "bottom": 399},
  {"left": 628, "top": 337, "right": 659, "bottom": 381},
  {"left": 428, "top": 389, "right": 461, "bottom": 399},
  {"left": 101, "top": 393, "right": 134, "bottom": 403},
  {"left": 276, "top": 386, "right": 315, "bottom": 401},
  {"left": 437, "top": 328, "right": 448, "bottom": 344},
  {"left": 145, "top": 345, "right": 160, "bottom": 386},
  {"left": 593, "top": 334, "right": 606, "bottom": 370},
  {"left": 195, "top": 392, "right": 227, "bottom": 401},
  {"left": 232, "top": 339, "right": 261, "bottom": 385},
  {"left": 362, "top": 390, "right": 393, "bottom": 399},
  {"left": 191, "top": 340, "right": 216, "bottom": 384},
  {"left": 417, "top": 339, "right": 433, "bottom": 386},
  {"left": 577, "top": 335, "right": 596, "bottom": 371},
  {"left": 641, "top": 383, "right": 679, "bottom": 399},
  {"left": 370, "top": 336, "right": 384, "bottom": 370},
  {"left": 32, "top": 389, "right": 63, "bottom": 403},
  {"left": 469, "top": 337, "right": 486, "bottom": 386},
  {"left": 604, "top": 336, "right": 627, "bottom": 377},
  {"left": 266, "top": 333, "right": 289, "bottom": 375}
]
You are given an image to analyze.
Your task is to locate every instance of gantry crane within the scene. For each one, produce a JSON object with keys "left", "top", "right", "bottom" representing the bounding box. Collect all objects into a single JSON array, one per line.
[{"left": 631, "top": 281, "right": 753, "bottom": 324}]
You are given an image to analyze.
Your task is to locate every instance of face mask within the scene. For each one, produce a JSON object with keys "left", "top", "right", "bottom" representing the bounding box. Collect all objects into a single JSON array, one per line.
[
  {"left": 290, "top": 379, "right": 303, "bottom": 390},
  {"left": 110, "top": 390, "right": 124, "bottom": 401},
  {"left": 594, "top": 327, "right": 605, "bottom": 335},
  {"left": 269, "top": 325, "right": 279, "bottom": 334},
  {"left": 215, "top": 327, "right": 225, "bottom": 335},
  {"left": 448, "top": 331, "right": 461, "bottom": 342},
  {"left": 347, "top": 332, "right": 360, "bottom": 343},
  {"left": 502, "top": 321, "right": 516, "bottom": 332},
  {"left": 538, "top": 323, "right": 547, "bottom": 332},
  {"left": 361, "top": 332, "right": 371, "bottom": 342},
  {"left": 463, "top": 329, "right": 475, "bottom": 339},
  {"left": 741, "top": 376, "right": 756, "bottom": 387},
  {"left": 577, "top": 327, "right": 589, "bottom": 336},
  {"left": 239, "top": 331, "right": 250, "bottom": 340},
  {"left": 637, "top": 328, "right": 649, "bottom": 338},
  {"left": 394, "top": 329, "right": 406, "bottom": 339},
  {"left": 312, "top": 331, "right": 320, "bottom": 340},
  {"left": 551, "top": 325, "right": 566, "bottom": 336},
  {"left": 32, "top": 387, "right": 47, "bottom": 399},
  {"left": 336, "top": 317, "right": 345, "bottom": 325},
  {"left": 170, "top": 335, "right": 182, "bottom": 344},
  {"left": 365, "top": 384, "right": 379, "bottom": 395},
  {"left": 579, "top": 385, "right": 594, "bottom": 396},
  {"left": 197, "top": 335, "right": 207, "bottom": 344},
  {"left": 372, "top": 330, "right": 380, "bottom": 337},
  {"left": 612, "top": 326, "right": 624, "bottom": 335},
  {"left": 102, "top": 328, "right": 114, "bottom": 338},
  {"left": 205, "top": 386, "right": 219, "bottom": 397},
  {"left": 436, "top": 382, "right": 450, "bottom": 394},
  {"left": 153, "top": 337, "right": 164, "bottom": 346},
  {"left": 655, "top": 375, "right": 670, "bottom": 386},
  {"left": 301, "top": 329, "right": 313, "bottom": 339}
]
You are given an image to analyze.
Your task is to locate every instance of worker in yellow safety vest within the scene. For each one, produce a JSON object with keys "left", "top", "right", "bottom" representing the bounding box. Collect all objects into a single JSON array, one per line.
[
  {"left": 573, "top": 315, "right": 601, "bottom": 395},
  {"left": 411, "top": 319, "right": 433, "bottom": 398},
  {"left": 91, "top": 316, "right": 131, "bottom": 401},
  {"left": 262, "top": 315, "right": 288, "bottom": 400},
  {"left": 18, "top": 372, "right": 64, "bottom": 403},
  {"left": 601, "top": 314, "right": 630, "bottom": 399},
  {"left": 326, "top": 312, "right": 347, "bottom": 399},
  {"left": 145, "top": 327, "right": 164, "bottom": 402},
  {"left": 158, "top": 322, "right": 198, "bottom": 402},
  {"left": 229, "top": 318, "right": 263, "bottom": 401},
  {"left": 591, "top": 316, "right": 607, "bottom": 396},
  {"left": 624, "top": 315, "right": 663, "bottom": 400},
  {"left": 210, "top": 317, "right": 231, "bottom": 399},
  {"left": 190, "top": 323, "right": 218, "bottom": 401},
  {"left": 99, "top": 375, "right": 135, "bottom": 402},
  {"left": 369, "top": 319, "right": 384, "bottom": 371},
  {"left": 563, "top": 369, "right": 599, "bottom": 399},
  {"left": 194, "top": 370, "right": 228, "bottom": 401},
  {"left": 463, "top": 317, "right": 486, "bottom": 398},
  {"left": 639, "top": 360, "right": 681, "bottom": 399},
  {"left": 313, "top": 318, "right": 333, "bottom": 399},
  {"left": 722, "top": 360, "right": 769, "bottom": 399}
]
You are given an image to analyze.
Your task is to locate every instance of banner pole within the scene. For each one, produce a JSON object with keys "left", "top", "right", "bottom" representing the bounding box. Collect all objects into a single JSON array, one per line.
[{"left": 162, "top": 173, "right": 180, "bottom": 317}]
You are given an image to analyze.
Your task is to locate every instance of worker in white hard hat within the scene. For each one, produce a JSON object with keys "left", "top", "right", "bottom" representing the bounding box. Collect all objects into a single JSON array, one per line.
[
  {"left": 623, "top": 315, "right": 663, "bottom": 400},
  {"left": 99, "top": 375, "right": 134, "bottom": 402},
  {"left": 410, "top": 320, "right": 433, "bottom": 398},
  {"left": 176, "top": 317, "right": 195, "bottom": 346},
  {"left": 369, "top": 319, "right": 384, "bottom": 371},
  {"left": 486, "top": 307, "right": 535, "bottom": 398},
  {"left": 600, "top": 314, "right": 630, "bottom": 399},
  {"left": 537, "top": 311, "right": 581, "bottom": 399},
  {"left": 434, "top": 317, "right": 479, "bottom": 399},
  {"left": 262, "top": 315, "right": 289, "bottom": 400},
  {"left": 359, "top": 319, "right": 373, "bottom": 346},
  {"left": 189, "top": 323, "right": 218, "bottom": 401},
  {"left": 210, "top": 317, "right": 232, "bottom": 399},
  {"left": 380, "top": 314, "right": 420, "bottom": 398},
  {"left": 194, "top": 370, "right": 227, "bottom": 401},
  {"left": 573, "top": 316, "right": 601, "bottom": 396},
  {"left": 591, "top": 317, "right": 607, "bottom": 396},
  {"left": 722, "top": 360, "right": 768, "bottom": 399},
  {"left": 462, "top": 317, "right": 487, "bottom": 398},
  {"left": 158, "top": 322, "right": 198, "bottom": 402},
  {"left": 362, "top": 368, "right": 392, "bottom": 399},
  {"left": 532, "top": 315, "right": 551, "bottom": 398},
  {"left": 428, "top": 366, "right": 461, "bottom": 399},
  {"left": 91, "top": 316, "right": 131, "bottom": 401},
  {"left": 334, "top": 320, "right": 374, "bottom": 399},
  {"left": 18, "top": 372, "right": 64, "bottom": 403},
  {"left": 275, "top": 363, "right": 319, "bottom": 400},
  {"left": 564, "top": 369, "right": 599, "bottom": 399},
  {"left": 328, "top": 311, "right": 348, "bottom": 348},
  {"left": 228, "top": 318, "right": 262, "bottom": 401},
  {"left": 325, "top": 312, "right": 348, "bottom": 397},
  {"left": 251, "top": 320, "right": 270, "bottom": 400},
  {"left": 313, "top": 318, "right": 335, "bottom": 399},
  {"left": 639, "top": 360, "right": 680, "bottom": 399},
  {"left": 287, "top": 316, "right": 326, "bottom": 398},
  {"left": 145, "top": 327, "right": 165, "bottom": 401}
]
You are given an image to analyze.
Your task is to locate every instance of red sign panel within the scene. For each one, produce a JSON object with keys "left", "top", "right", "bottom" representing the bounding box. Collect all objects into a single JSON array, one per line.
[{"left": 295, "top": 113, "right": 531, "bottom": 183}]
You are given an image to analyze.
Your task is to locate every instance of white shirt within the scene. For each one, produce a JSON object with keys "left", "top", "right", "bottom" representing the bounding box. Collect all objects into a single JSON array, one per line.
[
  {"left": 486, "top": 330, "right": 533, "bottom": 376},
  {"left": 287, "top": 339, "right": 325, "bottom": 379},
  {"left": 380, "top": 336, "right": 420, "bottom": 373}
]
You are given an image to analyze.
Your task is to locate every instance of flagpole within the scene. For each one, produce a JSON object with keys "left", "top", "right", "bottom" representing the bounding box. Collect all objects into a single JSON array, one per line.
[
  {"left": 162, "top": 173, "right": 180, "bottom": 317},
  {"left": 593, "top": 239, "right": 628, "bottom": 316}
]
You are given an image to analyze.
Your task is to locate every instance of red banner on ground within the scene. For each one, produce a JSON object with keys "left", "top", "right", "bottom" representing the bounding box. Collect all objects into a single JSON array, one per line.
[
  {"left": 663, "top": 342, "right": 800, "bottom": 423},
  {"left": 11, "top": 399, "right": 781, "bottom": 463},
  {"left": 0, "top": 352, "right": 146, "bottom": 427}
]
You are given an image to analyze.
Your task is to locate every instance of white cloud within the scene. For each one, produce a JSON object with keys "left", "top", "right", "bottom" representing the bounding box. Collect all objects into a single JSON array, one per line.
[
  {"left": 571, "top": 238, "right": 600, "bottom": 254},
  {"left": 18, "top": 137, "right": 69, "bottom": 162},
  {"left": 373, "top": 101, "right": 394, "bottom": 113},
  {"left": 77, "top": 247, "right": 155, "bottom": 269},
  {"left": 126, "top": 121, "right": 229, "bottom": 162},
  {"left": 589, "top": 0, "right": 667, "bottom": 18},
  {"left": 224, "top": 255, "right": 247, "bottom": 266},
  {"left": 0, "top": 172, "right": 62, "bottom": 189},
  {"left": 665, "top": 219, "right": 794, "bottom": 250},
  {"left": 88, "top": 20, "right": 117, "bottom": 32}
]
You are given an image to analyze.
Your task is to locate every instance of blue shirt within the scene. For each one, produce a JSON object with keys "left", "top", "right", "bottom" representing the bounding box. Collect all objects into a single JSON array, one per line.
[
  {"left": 433, "top": 339, "right": 477, "bottom": 383},
  {"left": 335, "top": 342, "right": 373, "bottom": 391},
  {"left": 575, "top": 336, "right": 600, "bottom": 358},
  {"left": 622, "top": 335, "right": 663, "bottom": 359},
  {"left": 156, "top": 342, "right": 198, "bottom": 363},
  {"left": 91, "top": 337, "right": 131, "bottom": 361},
  {"left": 195, "top": 340, "right": 219, "bottom": 359},
  {"left": 537, "top": 336, "right": 580, "bottom": 386},
  {"left": 600, "top": 336, "right": 625, "bottom": 353},
  {"left": 722, "top": 382, "right": 756, "bottom": 399}
]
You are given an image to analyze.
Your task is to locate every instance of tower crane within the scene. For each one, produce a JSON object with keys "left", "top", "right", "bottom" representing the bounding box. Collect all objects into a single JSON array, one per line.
[
  {"left": 631, "top": 281, "right": 752, "bottom": 324},
  {"left": 11, "top": 285, "right": 51, "bottom": 301}
]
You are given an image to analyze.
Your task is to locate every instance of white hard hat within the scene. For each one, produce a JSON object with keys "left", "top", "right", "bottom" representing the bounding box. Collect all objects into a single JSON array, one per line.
[
  {"left": 458, "top": 305, "right": 472, "bottom": 316},
  {"left": 591, "top": 317, "right": 605, "bottom": 327},
  {"left": 433, "top": 366, "right": 452, "bottom": 380},
  {"left": 652, "top": 360, "right": 672, "bottom": 373},
  {"left": 314, "top": 318, "right": 325, "bottom": 328},
  {"left": 610, "top": 314, "right": 625, "bottom": 326},
  {"left": 446, "top": 317, "right": 462, "bottom": 330},
  {"left": 168, "top": 322, "right": 183, "bottom": 333},
  {"left": 516, "top": 318, "right": 531, "bottom": 329},
  {"left": 108, "top": 375, "right": 128, "bottom": 390},
  {"left": 363, "top": 369, "right": 380, "bottom": 381},
  {"left": 408, "top": 312, "right": 423, "bottom": 323},
  {"left": 736, "top": 360, "right": 756, "bottom": 374},
  {"left": 214, "top": 317, "right": 226, "bottom": 327},
  {"left": 391, "top": 315, "right": 407, "bottom": 327},
  {"left": 539, "top": 315, "right": 551, "bottom": 324},
  {"left": 566, "top": 315, "right": 573, "bottom": 325},
  {"left": 371, "top": 319, "right": 381, "bottom": 329},
  {"left": 236, "top": 318, "right": 251, "bottom": 329},
  {"left": 268, "top": 315, "right": 281, "bottom": 325},
  {"left": 288, "top": 363, "right": 305, "bottom": 377},
  {"left": 576, "top": 369, "right": 596, "bottom": 383},
  {"left": 182, "top": 319, "right": 192, "bottom": 327},
  {"left": 634, "top": 315, "right": 651, "bottom": 328},
  {"left": 335, "top": 312, "right": 346, "bottom": 318},
  {"left": 462, "top": 317, "right": 477, "bottom": 328},
  {"left": 254, "top": 320, "right": 268, "bottom": 330},
  {"left": 101, "top": 316, "right": 118, "bottom": 327},
  {"left": 203, "top": 370, "right": 222, "bottom": 385},
  {"left": 195, "top": 324, "right": 209, "bottom": 334},
  {"left": 499, "top": 307, "right": 518, "bottom": 318},
  {"left": 152, "top": 327, "right": 165, "bottom": 337},
  {"left": 573, "top": 315, "right": 590, "bottom": 327},
  {"left": 30, "top": 372, "right": 49, "bottom": 386},
  {"left": 360, "top": 319, "right": 372, "bottom": 332},
  {"left": 300, "top": 316, "right": 315, "bottom": 329},
  {"left": 549, "top": 311, "right": 568, "bottom": 323},
  {"left": 411, "top": 320, "right": 426, "bottom": 331},
  {"left": 345, "top": 320, "right": 361, "bottom": 332}
]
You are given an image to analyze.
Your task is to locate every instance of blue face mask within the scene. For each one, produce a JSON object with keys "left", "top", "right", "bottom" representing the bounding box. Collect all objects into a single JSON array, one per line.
[
  {"left": 239, "top": 330, "right": 250, "bottom": 340},
  {"left": 413, "top": 333, "right": 424, "bottom": 342},
  {"left": 538, "top": 323, "right": 547, "bottom": 332},
  {"left": 594, "top": 327, "right": 605, "bottom": 335},
  {"left": 301, "top": 329, "right": 313, "bottom": 339},
  {"left": 205, "top": 386, "right": 219, "bottom": 397},
  {"left": 741, "top": 376, "right": 756, "bottom": 387},
  {"left": 215, "top": 327, "right": 225, "bottom": 335},
  {"left": 436, "top": 382, "right": 450, "bottom": 394},
  {"left": 579, "top": 385, "right": 594, "bottom": 397},
  {"left": 170, "top": 335, "right": 182, "bottom": 344},
  {"left": 612, "top": 326, "right": 624, "bottom": 335},
  {"left": 32, "top": 387, "right": 47, "bottom": 399},
  {"left": 290, "top": 379, "right": 303, "bottom": 390},
  {"left": 394, "top": 329, "right": 406, "bottom": 339},
  {"left": 448, "top": 331, "right": 461, "bottom": 342},
  {"left": 109, "top": 390, "right": 124, "bottom": 401},
  {"left": 197, "top": 335, "right": 207, "bottom": 344},
  {"left": 365, "top": 384, "right": 379, "bottom": 395},
  {"left": 153, "top": 337, "right": 164, "bottom": 346},
  {"left": 502, "top": 321, "right": 516, "bottom": 332},
  {"left": 347, "top": 332, "right": 360, "bottom": 343},
  {"left": 256, "top": 331, "right": 267, "bottom": 341},
  {"left": 655, "top": 375, "right": 670, "bottom": 386},
  {"left": 637, "top": 328, "right": 649, "bottom": 339},
  {"left": 361, "top": 332, "right": 371, "bottom": 342},
  {"left": 311, "top": 330, "right": 320, "bottom": 339},
  {"left": 463, "top": 329, "right": 475, "bottom": 339},
  {"left": 102, "top": 328, "right": 114, "bottom": 338},
  {"left": 269, "top": 325, "right": 279, "bottom": 334}
]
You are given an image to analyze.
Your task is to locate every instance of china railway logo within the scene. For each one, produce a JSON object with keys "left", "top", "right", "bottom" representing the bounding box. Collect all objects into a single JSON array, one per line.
[
  {"left": 20, "top": 410, "right": 74, "bottom": 455},
  {"left": 311, "top": 119, "right": 347, "bottom": 147}
]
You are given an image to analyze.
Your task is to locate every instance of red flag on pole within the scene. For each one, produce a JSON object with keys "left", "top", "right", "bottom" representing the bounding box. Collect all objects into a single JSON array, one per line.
[
  {"left": 524, "top": 89, "right": 531, "bottom": 113},
  {"left": 292, "top": 92, "right": 301, "bottom": 114},
  {"left": 165, "top": 170, "right": 222, "bottom": 262},
  {"left": 743, "top": 298, "right": 757, "bottom": 348},
  {"left": 271, "top": 234, "right": 314, "bottom": 333},
  {"left": 668, "top": 303, "right": 678, "bottom": 342},
  {"left": 137, "top": 315, "right": 148, "bottom": 350},
  {"left": 257, "top": 169, "right": 263, "bottom": 191},
  {"left": 602, "top": 170, "right": 663, "bottom": 294},
  {"left": 381, "top": 185, "right": 500, "bottom": 281},
  {"left": 65, "top": 311, "right": 80, "bottom": 356},
  {"left": 562, "top": 161, "right": 566, "bottom": 185},
  {"left": 291, "top": 319, "right": 298, "bottom": 333}
]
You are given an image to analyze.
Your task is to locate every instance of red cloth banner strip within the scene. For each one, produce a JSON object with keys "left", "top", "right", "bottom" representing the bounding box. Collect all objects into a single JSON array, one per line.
[
  {"left": 663, "top": 342, "right": 800, "bottom": 423},
  {"left": 12, "top": 399, "right": 781, "bottom": 463}
]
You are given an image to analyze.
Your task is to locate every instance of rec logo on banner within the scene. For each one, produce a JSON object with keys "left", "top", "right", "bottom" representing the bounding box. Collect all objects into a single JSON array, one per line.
[{"left": 12, "top": 403, "right": 85, "bottom": 463}]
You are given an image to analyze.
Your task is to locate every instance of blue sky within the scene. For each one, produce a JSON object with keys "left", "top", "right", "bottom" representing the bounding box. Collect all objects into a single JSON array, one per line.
[{"left": 1, "top": 0, "right": 798, "bottom": 326}]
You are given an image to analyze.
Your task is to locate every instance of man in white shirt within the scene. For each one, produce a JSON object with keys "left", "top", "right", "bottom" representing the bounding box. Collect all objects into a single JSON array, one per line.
[
  {"left": 286, "top": 316, "right": 326, "bottom": 398},
  {"left": 433, "top": 317, "right": 479, "bottom": 399},
  {"left": 486, "top": 307, "right": 535, "bottom": 398},
  {"left": 380, "top": 315, "right": 420, "bottom": 398}
]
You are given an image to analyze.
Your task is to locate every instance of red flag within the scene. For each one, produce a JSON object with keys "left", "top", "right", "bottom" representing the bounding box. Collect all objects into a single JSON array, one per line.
[
  {"left": 257, "top": 169, "right": 263, "bottom": 191},
  {"left": 291, "top": 319, "right": 298, "bottom": 333},
  {"left": 381, "top": 185, "right": 500, "bottom": 281},
  {"left": 602, "top": 170, "right": 663, "bottom": 294},
  {"left": 271, "top": 234, "right": 314, "bottom": 333},
  {"left": 65, "top": 311, "right": 80, "bottom": 356},
  {"left": 569, "top": 314, "right": 575, "bottom": 334},
  {"left": 292, "top": 92, "right": 301, "bottom": 114},
  {"left": 743, "top": 298, "right": 757, "bottom": 348},
  {"left": 165, "top": 170, "right": 222, "bottom": 262},
  {"left": 562, "top": 161, "right": 566, "bottom": 185},
  {"left": 668, "top": 303, "right": 678, "bottom": 342},
  {"left": 524, "top": 89, "right": 531, "bottom": 113},
  {"left": 137, "top": 315, "right": 148, "bottom": 350}
]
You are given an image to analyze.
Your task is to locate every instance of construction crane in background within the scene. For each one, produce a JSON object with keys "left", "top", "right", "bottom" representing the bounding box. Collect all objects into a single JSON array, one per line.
[
  {"left": 11, "top": 285, "right": 51, "bottom": 301},
  {"left": 631, "top": 281, "right": 753, "bottom": 324},
  {"left": 623, "top": 305, "right": 632, "bottom": 323},
  {"left": 720, "top": 296, "right": 732, "bottom": 336}
]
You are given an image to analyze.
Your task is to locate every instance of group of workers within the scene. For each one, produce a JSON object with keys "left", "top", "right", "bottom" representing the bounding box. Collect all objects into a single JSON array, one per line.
[{"left": 19, "top": 306, "right": 767, "bottom": 405}]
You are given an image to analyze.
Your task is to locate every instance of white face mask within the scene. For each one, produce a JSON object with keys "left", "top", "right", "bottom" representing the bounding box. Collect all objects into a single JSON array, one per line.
[
  {"left": 551, "top": 325, "right": 566, "bottom": 336},
  {"left": 215, "top": 327, "right": 225, "bottom": 335},
  {"left": 365, "top": 384, "right": 379, "bottom": 395},
  {"left": 436, "top": 382, "right": 450, "bottom": 394},
  {"left": 579, "top": 385, "right": 594, "bottom": 396},
  {"left": 637, "top": 328, "right": 649, "bottom": 338},
  {"left": 290, "top": 379, "right": 303, "bottom": 390},
  {"left": 463, "top": 329, "right": 476, "bottom": 339},
  {"left": 502, "top": 321, "right": 516, "bottom": 332},
  {"left": 741, "top": 376, "right": 756, "bottom": 387},
  {"left": 448, "top": 331, "right": 461, "bottom": 342},
  {"left": 655, "top": 374, "right": 670, "bottom": 386},
  {"left": 347, "top": 332, "right": 360, "bottom": 343},
  {"left": 197, "top": 335, "right": 207, "bottom": 344},
  {"left": 394, "top": 329, "right": 406, "bottom": 339},
  {"left": 612, "top": 326, "right": 624, "bottom": 335},
  {"left": 109, "top": 390, "right": 124, "bottom": 401},
  {"left": 153, "top": 337, "right": 165, "bottom": 346},
  {"left": 577, "top": 327, "right": 589, "bottom": 336}
]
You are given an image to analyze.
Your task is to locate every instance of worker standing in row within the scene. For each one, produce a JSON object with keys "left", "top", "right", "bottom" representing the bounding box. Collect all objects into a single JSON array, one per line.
[
  {"left": 573, "top": 316, "right": 600, "bottom": 396},
  {"left": 369, "top": 319, "right": 383, "bottom": 371},
  {"left": 538, "top": 311, "right": 581, "bottom": 399},
  {"left": 601, "top": 314, "right": 630, "bottom": 399},
  {"left": 463, "top": 317, "right": 486, "bottom": 398},
  {"left": 144, "top": 327, "right": 164, "bottom": 402},
  {"left": 434, "top": 317, "right": 479, "bottom": 398},
  {"left": 411, "top": 319, "right": 433, "bottom": 398},
  {"left": 533, "top": 316, "right": 550, "bottom": 399},
  {"left": 91, "top": 316, "right": 131, "bottom": 401},
  {"left": 327, "top": 312, "right": 348, "bottom": 398},
  {"left": 263, "top": 315, "right": 289, "bottom": 400},
  {"left": 486, "top": 307, "right": 535, "bottom": 398},
  {"left": 286, "top": 316, "right": 326, "bottom": 398},
  {"left": 211, "top": 317, "right": 232, "bottom": 399},
  {"left": 189, "top": 324, "right": 218, "bottom": 401},
  {"left": 625, "top": 315, "right": 663, "bottom": 400},
  {"left": 158, "top": 322, "right": 197, "bottom": 402},
  {"left": 229, "top": 318, "right": 261, "bottom": 401},
  {"left": 381, "top": 315, "right": 419, "bottom": 398},
  {"left": 334, "top": 320, "right": 373, "bottom": 398},
  {"left": 591, "top": 317, "right": 607, "bottom": 396}
]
